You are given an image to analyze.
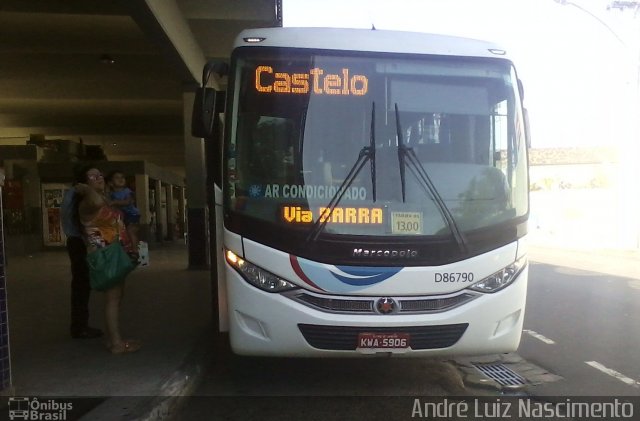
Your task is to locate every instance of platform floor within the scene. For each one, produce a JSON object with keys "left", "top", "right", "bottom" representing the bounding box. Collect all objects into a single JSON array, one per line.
[{"left": 5, "top": 242, "right": 212, "bottom": 402}]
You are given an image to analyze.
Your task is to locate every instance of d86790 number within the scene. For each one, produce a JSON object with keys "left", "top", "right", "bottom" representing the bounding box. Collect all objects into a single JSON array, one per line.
[{"left": 434, "top": 272, "right": 475, "bottom": 283}]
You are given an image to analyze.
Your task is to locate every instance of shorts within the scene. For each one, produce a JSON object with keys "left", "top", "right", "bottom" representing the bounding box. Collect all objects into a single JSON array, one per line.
[{"left": 124, "top": 214, "right": 141, "bottom": 226}]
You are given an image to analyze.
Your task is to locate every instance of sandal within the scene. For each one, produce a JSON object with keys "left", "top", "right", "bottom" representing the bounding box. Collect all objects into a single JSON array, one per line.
[{"left": 109, "top": 339, "right": 142, "bottom": 355}]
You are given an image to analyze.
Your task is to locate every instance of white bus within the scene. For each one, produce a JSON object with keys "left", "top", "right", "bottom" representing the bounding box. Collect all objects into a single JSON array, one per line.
[{"left": 194, "top": 27, "right": 530, "bottom": 357}]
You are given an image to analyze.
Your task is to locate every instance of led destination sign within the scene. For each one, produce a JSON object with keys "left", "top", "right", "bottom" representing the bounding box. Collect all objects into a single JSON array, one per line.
[
  {"left": 255, "top": 66, "right": 369, "bottom": 95},
  {"left": 283, "top": 206, "right": 382, "bottom": 224}
]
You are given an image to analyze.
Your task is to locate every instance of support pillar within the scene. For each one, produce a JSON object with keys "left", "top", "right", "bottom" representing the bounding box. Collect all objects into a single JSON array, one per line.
[
  {"left": 177, "top": 187, "right": 186, "bottom": 240},
  {"left": 154, "top": 179, "right": 163, "bottom": 243},
  {"left": 135, "top": 174, "right": 150, "bottom": 242},
  {"left": 166, "top": 184, "right": 175, "bottom": 241},
  {"left": 184, "top": 91, "right": 209, "bottom": 268}
]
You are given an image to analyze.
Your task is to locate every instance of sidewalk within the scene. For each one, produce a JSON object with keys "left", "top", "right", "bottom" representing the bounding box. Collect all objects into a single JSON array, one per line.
[
  {"left": 4, "top": 242, "right": 213, "bottom": 419},
  {"left": 528, "top": 189, "right": 640, "bottom": 279},
  {"left": 528, "top": 239, "right": 640, "bottom": 281}
]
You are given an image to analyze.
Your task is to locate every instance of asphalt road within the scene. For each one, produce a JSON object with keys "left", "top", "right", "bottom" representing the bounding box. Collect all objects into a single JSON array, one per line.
[
  {"left": 519, "top": 260, "right": 640, "bottom": 397},
  {"left": 175, "top": 344, "right": 468, "bottom": 420}
]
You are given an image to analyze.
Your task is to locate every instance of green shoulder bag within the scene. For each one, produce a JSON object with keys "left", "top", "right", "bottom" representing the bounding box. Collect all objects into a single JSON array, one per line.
[{"left": 87, "top": 240, "right": 136, "bottom": 291}]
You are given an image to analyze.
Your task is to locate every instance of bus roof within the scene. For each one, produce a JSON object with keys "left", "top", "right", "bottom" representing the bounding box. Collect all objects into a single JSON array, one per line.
[{"left": 234, "top": 27, "right": 511, "bottom": 60}]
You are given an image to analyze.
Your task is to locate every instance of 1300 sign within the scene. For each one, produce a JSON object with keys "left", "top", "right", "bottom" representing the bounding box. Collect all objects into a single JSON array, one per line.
[{"left": 435, "top": 272, "right": 474, "bottom": 282}]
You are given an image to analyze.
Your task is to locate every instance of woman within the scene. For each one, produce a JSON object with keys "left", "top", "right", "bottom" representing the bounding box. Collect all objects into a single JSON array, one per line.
[{"left": 75, "top": 166, "right": 141, "bottom": 354}]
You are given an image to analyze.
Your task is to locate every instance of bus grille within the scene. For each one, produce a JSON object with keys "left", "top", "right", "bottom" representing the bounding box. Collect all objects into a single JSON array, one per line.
[
  {"left": 289, "top": 291, "right": 476, "bottom": 314},
  {"left": 399, "top": 294, "right": 475, "bottom": 312},
  {"left": 298, "top": 323, "right": 469, "bottom": 350},
  {"left": 294, "top": 294, "right": 374, "bottom": 313}
]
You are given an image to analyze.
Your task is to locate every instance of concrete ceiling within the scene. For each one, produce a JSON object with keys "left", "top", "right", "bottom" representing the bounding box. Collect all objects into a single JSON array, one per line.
[{"left": 0, "top": 0, "right": 280, "bottom": 176}]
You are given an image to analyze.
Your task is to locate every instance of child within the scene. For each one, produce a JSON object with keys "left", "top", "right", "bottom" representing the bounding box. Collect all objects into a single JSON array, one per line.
[{"left": 106, "top": 170, "right": 141, "bottom": 249}]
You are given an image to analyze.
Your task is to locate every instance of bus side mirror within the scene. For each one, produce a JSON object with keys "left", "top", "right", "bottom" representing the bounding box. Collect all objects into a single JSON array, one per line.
[
  {"left": 192, "top": 60, "right": 229, "bottom": 139},
  {"left": 517, "top": 78, "right": 525, "bottom": 101},
  {"left": 523, "top": 108, "right": 531, "bottom": 148},
  {"left": 192, "top": 88, "right": 225, "bottom": 139},
  {"left": 518, "top": 78, "right": 531, "bottom": 148}
]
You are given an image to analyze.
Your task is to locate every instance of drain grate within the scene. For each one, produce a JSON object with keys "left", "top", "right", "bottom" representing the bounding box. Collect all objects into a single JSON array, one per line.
[{"left": 474, "top": 363, "right": 527, "bottom": 387}]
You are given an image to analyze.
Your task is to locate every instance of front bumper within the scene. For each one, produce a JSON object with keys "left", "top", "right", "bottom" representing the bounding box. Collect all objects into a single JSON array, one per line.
[{"left": 225, "top": 264, "right": 528, "bottom": 357}]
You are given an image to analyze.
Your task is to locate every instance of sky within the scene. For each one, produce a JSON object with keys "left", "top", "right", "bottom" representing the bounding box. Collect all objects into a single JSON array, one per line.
[{"left": 282, "top": 0, "right": 639, "bottom": 150}]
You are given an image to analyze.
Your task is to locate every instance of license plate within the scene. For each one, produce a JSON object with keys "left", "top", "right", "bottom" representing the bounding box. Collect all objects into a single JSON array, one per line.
[
  {"left": 357, "top": 332, "right": 410, "bottom": 353},
  {"left": 391, "top": 211, "right": 422, "bottom": 234}
]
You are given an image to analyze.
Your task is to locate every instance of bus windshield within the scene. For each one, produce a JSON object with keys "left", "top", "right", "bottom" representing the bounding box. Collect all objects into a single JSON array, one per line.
[{"left": 225, "top": 48, "right": 528, "bottom": 245}]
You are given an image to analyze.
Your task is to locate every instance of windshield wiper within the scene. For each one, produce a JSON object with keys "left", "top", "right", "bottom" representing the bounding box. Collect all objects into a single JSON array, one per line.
[
  {"left": 394, "top": 103, "right": 468, "bottom": 254},
  {"left": 306, "top": 102, "right": 377, "bottom": 242},
  {"left": 370, "top": 102, "right": 377, "bottom": 201}
]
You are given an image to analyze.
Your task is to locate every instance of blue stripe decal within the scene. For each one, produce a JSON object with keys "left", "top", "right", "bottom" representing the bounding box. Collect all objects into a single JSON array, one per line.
[
  {"left": 331, "top": 266, "right": 402, "bottom": 286},
  {"left": 293, "top": 255, "right": 403, "bottom": 292}
]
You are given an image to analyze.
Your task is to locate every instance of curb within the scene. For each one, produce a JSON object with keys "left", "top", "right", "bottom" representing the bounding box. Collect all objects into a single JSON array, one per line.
[{"left": 79, "top": 328, "right": 214, "bottom": 421}]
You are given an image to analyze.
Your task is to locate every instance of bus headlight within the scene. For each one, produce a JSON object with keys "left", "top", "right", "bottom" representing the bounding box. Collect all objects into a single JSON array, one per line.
[
  {"left": 469, "top": 256, "right": 527, "bottom": 293},
  {"left": 225, "top": 250, "right": 298, "bottom": 293}
]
